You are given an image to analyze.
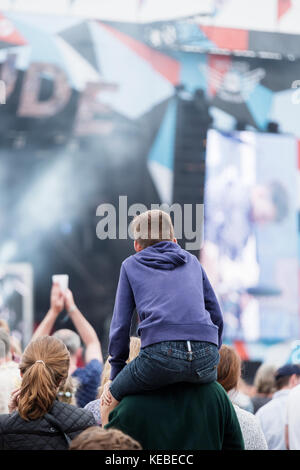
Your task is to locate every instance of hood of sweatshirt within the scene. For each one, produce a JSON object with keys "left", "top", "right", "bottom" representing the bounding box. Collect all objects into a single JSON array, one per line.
[{"left": 134, "top": 241, "right": 187, "bottom": 270}]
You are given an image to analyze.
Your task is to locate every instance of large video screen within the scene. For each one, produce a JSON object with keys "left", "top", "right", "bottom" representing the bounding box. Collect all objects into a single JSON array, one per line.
[{"left": 202, "top": 129, "right": 299, "bottom": 343}]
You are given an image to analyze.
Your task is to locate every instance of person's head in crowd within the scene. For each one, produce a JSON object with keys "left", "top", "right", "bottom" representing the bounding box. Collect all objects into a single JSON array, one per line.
[
  {"left": 131, "top": 210, "right": 176, "bottom": 251},
  {"left": 0, "top": 367, "right": 20, "bottom": 414},
  {"left": 217, "top": 345, "right": 255, "bottom": 413},
  {"left": 251, "top": 181, "right": 288, "bottom": 224},
  {"left": 0, "top": 328, "right": 11, "bottom": 365},
  {"left": 18, "top": 335, "right": 69, "bottom": 420},
  {"left": 253, "top": 364, "right": 277, "bottom": 396},
  {"left": 217, "top": 344, "right": 241, "bottom": 393},
  {"left": 52, "top": 329, "right": 82, "bottom": 370},
  {"left": 97, "top": 336, "right": 141, "bottom": 399},
  {"left": 69, "top": 426, "right": 142, "bottom": 450},
  {"left": 0, "top": 321, "right": 22, "bottom": 362},
  {"left": 0, "top": 319, "right": 10, "bottom": 334},
  {"left": 10, "top": 337, "right": 22, "bottom": 362},
  {"left": 57, "top": 375, "right": 79, "bottom": 406},
  {"left": 274, "top": 364, "right": 300, "bottom": 391},
  {"left": 0, "top": 328, "right": 21, "bottom": 414}
]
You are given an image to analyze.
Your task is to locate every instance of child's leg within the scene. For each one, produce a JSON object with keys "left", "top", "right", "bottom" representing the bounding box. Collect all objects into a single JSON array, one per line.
[
  {"left": 100, "top": 352, "right": 158, "bottom": 426},
  {"left": 107, "top": 351, "right": 161, "bottom": 403},
  {"left": 102, "top": 340, "right": 219, "bottom": 423},
  {"left": 105, "top": 345, "right": 188, "bottom": 404}
]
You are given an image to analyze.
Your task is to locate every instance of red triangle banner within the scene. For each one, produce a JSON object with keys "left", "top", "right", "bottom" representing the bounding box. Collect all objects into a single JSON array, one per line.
[
  {"left": 277, "top": 0, "right": 292, "bottom": 20},
  {"left": 0, "top": 13, "right": 27, "bottom": 46},
  {"left": 200, "top": 25, "right": 248, "bottom": 51},
  {"left": 98, "top": 22, "right": 180, "bottom": 85}
]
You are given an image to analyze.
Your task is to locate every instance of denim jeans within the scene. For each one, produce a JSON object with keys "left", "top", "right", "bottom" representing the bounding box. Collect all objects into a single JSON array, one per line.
[{"left": 110, "top": 340, "right": 220, "bottom": 402}]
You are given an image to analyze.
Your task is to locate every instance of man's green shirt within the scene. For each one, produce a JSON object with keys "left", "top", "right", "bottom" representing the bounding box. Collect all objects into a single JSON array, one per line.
[{"left": 105, "top": 381, "right": 244, "bottom": 450}]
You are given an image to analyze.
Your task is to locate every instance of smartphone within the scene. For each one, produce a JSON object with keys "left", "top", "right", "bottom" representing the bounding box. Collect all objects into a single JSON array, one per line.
[{"left": 52, "top": 274, "right": 69, "bottom": 292}]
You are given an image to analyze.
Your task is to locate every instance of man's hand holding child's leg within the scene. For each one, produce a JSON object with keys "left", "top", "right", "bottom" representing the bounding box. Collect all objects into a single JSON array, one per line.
[
  {"left": 101, "top": 381, "right": 113, "bottom": 406},
  {"left": 100, "top": 380, "right": 120, "bottom": 426}
]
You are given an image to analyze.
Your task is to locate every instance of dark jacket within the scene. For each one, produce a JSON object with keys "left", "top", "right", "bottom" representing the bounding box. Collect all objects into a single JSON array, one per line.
[
  {"left": 109, "top": 241, "right": 223, "bottom": 380},
  {"left": 251, "top": 395, "right": 272, "bottom": 414},
  {"left": 0, "top": 400, "right": 96, "bottom": 450},
  {"left": 105, "top": 381, "right": 244, "bottom": 450}
]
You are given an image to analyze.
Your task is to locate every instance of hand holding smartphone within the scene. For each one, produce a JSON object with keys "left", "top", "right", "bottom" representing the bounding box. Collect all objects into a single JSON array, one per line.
[
  {"left": 52, "top": 274, "right": 69, "bottom": 292},
  {"left": 52, "top": 274, "right": 70, "bottom": 323}
]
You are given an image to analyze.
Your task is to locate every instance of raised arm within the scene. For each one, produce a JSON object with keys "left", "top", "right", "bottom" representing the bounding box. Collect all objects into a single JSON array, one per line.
[
  {"left": 108, "top": 263, "right": 135, "bottom": 380},
  {"left": 202, "top": 266, "right": 224, "bottom": 349},
  {"left": 64, "top": 289, "right": 103, "bottom": 364},
  {"left": 31, "top": 283, "right": 64, "bottom": 341}
]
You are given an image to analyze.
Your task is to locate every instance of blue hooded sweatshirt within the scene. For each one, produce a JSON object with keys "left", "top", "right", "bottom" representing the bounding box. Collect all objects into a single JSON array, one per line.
[{"left": 108, "top": 241, "right": 223, "bottom": 380}]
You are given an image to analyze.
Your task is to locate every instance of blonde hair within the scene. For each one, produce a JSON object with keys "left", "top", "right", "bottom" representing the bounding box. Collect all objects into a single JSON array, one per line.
[
  {"left": 132, "top": 210, "right": 174, "bottom": 249},
  {"left": 0, "top": 322, "right": 22, "bottom": 359},
  {"left": 18, "top": 336, "right": 70, "bottom": 421},
  {"left": 97, "top": 337, "right": 141, "bottom": 399},
  {"left": 69, "top": 426, "right": 142, "bottom": 450},
  {"left": 57, "top": 375, "right": 79, "bottom": 405},
  {"left": 253, "top": 364, "right": 276, "bottom": 394},
  {"left": 0, "top": 362, "right": 21, "bottom": 414},
  {"left": 0, "top": 328, "right": 10, "bottom": 359},
  {"left": 10, "top": 336, "right": 22, "bottom": 359},
  {"left": 0, "top": 319, "right": 10, "bottom": 334}
]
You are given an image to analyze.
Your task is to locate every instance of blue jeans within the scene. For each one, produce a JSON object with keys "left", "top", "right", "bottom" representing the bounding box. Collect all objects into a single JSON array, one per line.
[{"left": 110, "top": 340, "right": 219, "bottom": 402}]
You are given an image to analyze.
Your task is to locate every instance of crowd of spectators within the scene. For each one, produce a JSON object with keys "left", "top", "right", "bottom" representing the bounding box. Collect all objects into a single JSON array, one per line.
[
  {"left": 0, "top": 282, "right": 299, "bottom": 450},
  {"left": 0, "top": 211, "right": 300, "bottom": 451}
]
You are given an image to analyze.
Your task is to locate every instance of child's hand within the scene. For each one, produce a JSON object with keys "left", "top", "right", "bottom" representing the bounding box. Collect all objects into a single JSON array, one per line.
[{"left": 101, "top": 381, "right": 113, "bottom": 406}]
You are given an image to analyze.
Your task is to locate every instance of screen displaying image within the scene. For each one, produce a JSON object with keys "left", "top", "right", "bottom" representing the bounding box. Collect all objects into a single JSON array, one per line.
[{"left": 201, "top": 129, "right": 299, "bottom": 343}]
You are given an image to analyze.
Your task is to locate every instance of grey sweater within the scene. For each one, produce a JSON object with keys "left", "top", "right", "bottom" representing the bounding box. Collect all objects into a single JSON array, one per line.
[{"left": 233, "top": 404, "right": 268, "bottom": 450}]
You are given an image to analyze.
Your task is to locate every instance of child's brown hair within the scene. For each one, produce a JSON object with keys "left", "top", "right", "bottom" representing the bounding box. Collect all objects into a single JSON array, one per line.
[{"left": 132, "top": 210, "right": 175, "bottom": 249}]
